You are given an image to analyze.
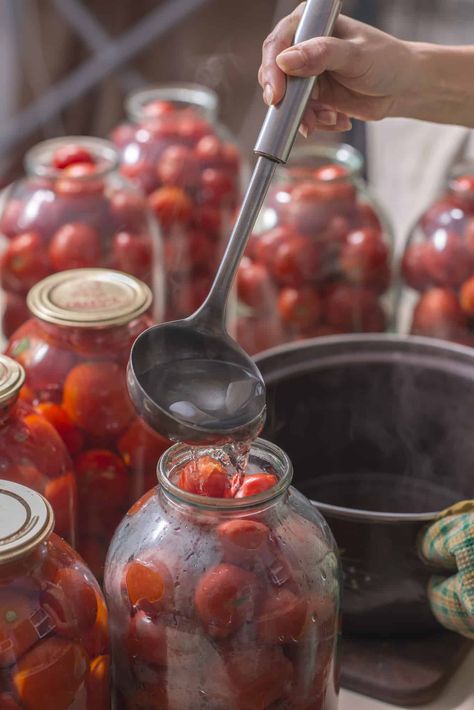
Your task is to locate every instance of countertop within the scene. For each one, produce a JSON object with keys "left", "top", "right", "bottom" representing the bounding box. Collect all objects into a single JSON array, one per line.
[{"left": 339, "top": 647, "right": 474, "bottom": 709}]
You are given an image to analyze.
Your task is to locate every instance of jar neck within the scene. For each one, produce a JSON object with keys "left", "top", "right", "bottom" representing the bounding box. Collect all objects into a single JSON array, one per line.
[
  {"left": 24, "top": 136, "right": 119, "bottom": 180},
  {"left": 448, "top": 162, "right": 474, "bottom": 201},
  {"left": 158, "top": 438, "right": 293, "bottom": 514},
  {"left": 126, "top": 84, "right": 219, "bottom": 124},
  {"left": 280, "top": 143, "right": 363, "bottom": 184}
]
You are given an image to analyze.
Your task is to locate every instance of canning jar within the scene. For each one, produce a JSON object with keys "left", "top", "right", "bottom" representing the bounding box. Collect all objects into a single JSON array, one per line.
[
  {"left": 398, "top": 164, "right": 474, "bottom": 344},
  {"left": 0, "top": 480, "right": 110, "bottom": 709},
  {"left": 105, "top": 438, "right": 340, "bottom": 710},
  {"left": 0, "top": 136, "right": 163, "bottom": 339},
  {"left": 236, "top": 144, "right": 394, "bottom": 355},
  {"left": 0, "top": 354, "right": 76, "bottom": 544},
  {"left": 5, "top": 268, "right": 170, "bottom": 579},
  {"left": 111, "top": 84, "right": 241, "bottom": 321}
]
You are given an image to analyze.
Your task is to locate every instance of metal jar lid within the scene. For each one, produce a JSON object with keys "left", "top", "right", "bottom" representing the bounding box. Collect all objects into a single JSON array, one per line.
[
  {"left": 27, "top": 268, "right": 153, "bottom": 329},
  {"left": 0, "top": 355, "right": 25, "bottom": 407},
  {"left": 0, "top": 481, "right": 54, "bottom": 564}
]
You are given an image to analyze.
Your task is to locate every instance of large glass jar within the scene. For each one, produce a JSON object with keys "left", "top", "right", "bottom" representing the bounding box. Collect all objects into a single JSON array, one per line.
[
  {"left": 111, "top": 84, "right": 241, "bottom": 321},
  {"left": 236, "top": 144, "right": 394, "bottom": 355},
  {"left": 0, "top": 354, "right": 76, "bottom": 544},
  {"left": 105, "top": 439, "right": 340, "bottom": 710},
  {"left": 0, "top": 136, "right": 163, "bottom": 339},
  {"left": 398, "top": 164, "right": 474, "bottom": 344},
  {"left": 5, "top": 269, "right": 171, "bottom": 580},
  {"left": 0, "top": 480, "right": 110, "bottom": 709}
]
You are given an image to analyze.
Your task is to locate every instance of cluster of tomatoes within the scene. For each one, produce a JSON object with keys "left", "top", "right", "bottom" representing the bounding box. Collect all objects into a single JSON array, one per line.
[
  {"left": 0, "top": 141, "right": 155, "bottom": 337},
  {"left": 402, "top": 174, "right": 474, "bottom": 345},
  {"left": 0, "top": 533, "right": 109, "bottom": 709},
  {"left": 108, "top": 454, "right": 338, "bottom": 710},
  {"left": 236, "top": 163, "right": 391, "bottom": 354},
  {"left": 6, "top": 316, "right": 171, "bottom": 580},
  {"left": 111, "top": 99, "right": 241, "bottom": 320}
]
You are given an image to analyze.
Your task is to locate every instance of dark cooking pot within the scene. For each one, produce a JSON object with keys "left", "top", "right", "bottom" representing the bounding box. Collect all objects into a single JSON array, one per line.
[{"left": 255, "top": 335, "right": 474, "bottom": 636}]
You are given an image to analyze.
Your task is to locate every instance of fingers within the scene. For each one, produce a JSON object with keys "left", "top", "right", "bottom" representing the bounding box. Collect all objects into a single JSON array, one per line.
[
  {"left": 276, "top": 35, "right": 360, "bottom": 78},
  {"left": 299, "top": 102, "right": 352, "bottom": 136},
  {"left": 259, "top": 2, "right": 305, "bottom": 105}
]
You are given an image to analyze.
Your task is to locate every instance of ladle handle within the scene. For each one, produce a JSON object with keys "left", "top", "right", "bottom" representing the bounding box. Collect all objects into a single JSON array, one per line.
[{"left": 254, "top": 0, "right": 343, "bottom": 163}]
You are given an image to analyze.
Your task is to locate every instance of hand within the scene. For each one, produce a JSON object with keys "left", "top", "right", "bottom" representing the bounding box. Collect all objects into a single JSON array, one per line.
[{"left": 258, "top": 4, "right": 419, "bottom": 134}]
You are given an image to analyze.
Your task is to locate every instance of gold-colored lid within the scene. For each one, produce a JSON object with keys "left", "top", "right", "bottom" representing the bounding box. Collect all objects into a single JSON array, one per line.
[
  {"left": 27, "top": 268, "right": 152, "bottom": 328},
  {"left": 0, "top": 481, "right": 54, "bottom": 564},
  {"left": 0, "top": 355, "right": 25, "bottom": 406}
]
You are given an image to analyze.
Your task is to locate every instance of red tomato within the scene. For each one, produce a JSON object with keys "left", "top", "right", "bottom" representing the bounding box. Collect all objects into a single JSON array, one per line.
[
  {"left": 423, "top": 230, "right": 472, "bottom": 287},
  {"left": 63, "top": 362, "right": 134, "bottom": 438},
  {"left": 0, "top": 585, "right": 42, "bottom": 668},
  {"left": 178, "top": 456, "right": 231, "bottom": 498},
  {"left": 53, "top": 144, "right": 94, "bottom": 170},
  {"left": 218, "top": 519, "right": 271, "bottom": 565},
  {"left": 451, "top": 174, "right": 474, "bottom": 195},
  {"left": 277, "top": 286, "right": 321, "bottom": 328},
  {"left": 118, "top": 418, "right": 170, "bottom": 492},
  {"left": 187, "top": 230, "right": 215, "bottom": 270},
  {"left": 13, "top": 637, "right": 88, "bottom": 710},
  {"left": 256, "top": 588, "right": 308, "bottom": 643},
  {"left": 1, "top": 232, "right": 51, "bottom": 293},
  {"left": 222, "top": 646, "right": 293, "bottom": 710},
  {"left": 313, "top": 163, "right": 349, "bottom": 181},
  {"left": 235, "top": 473, "right": 279, "bottom": 499},
  {"left": 420, "top": 197, "right": 468, "bottom": 236},
  {"left": 323, "top": 284, "right": 386, "bottom": 332},
  {"left": 111, "top": 232, "right": 153, "bottom": 279},
  {"left": 254, "top": 226, "right": 293, "bottom": 269},
  {"left": 195, "top": 135, "right": 223, "bottom": 165},
  {"left": 55, "top": 163, "right": 104, "bottom": 196},
  {"left": 411, "top": 288, "right": 467, "bottom": 340},
  {"left": 2, "top": 292, "right": 30, "bottom": 338},
  {"left": 201, "top": 168, "right": 235, "bottom": 205},
  {"left": 109, "top": 190, "right": 148, "bottom": 231},
  {"left": 177, "top": 114, "right": 212, "bottom": 144},
  {"left": 0, "top": 198, "right": 23, "bottom": 238},
  {"left": 460, "top": 276, "right": 474, "bottom": 316},
  {"left": 75, "top": 449, "right": 129, "bottom": 511},
  {"left": 192, "top": 204, "right": 222, "bottom": 238},
  {"left": 402, "top": 242, "right": 433, "bottom": 292},
  {"left": 125, "top": 611, "right": 168, "bottom": 666},
  {"left": 48, "top": 222, "right": 101, "bottom": 270},
  {"left": 22, "top": 412, "right": 73, "bottom": 476},
  {"left": 339, "top": 228, "right": 389, "bottom": 290},
  {"left": 194, "top": 563, "right": 261, "bottom": 638},
  {"left": 236, "top": 314, "right": 285, "bottom": 355},
  {"left": 40, "top": 567, "right": 98, "bottom": 639},
  {"left": 43, "top": 473, "right": 76, "bottom": 539},
  {"left": 272, "top": 235, "right": 321, "bottom": 288},
  {"left": 121, "top": 160, "right": 157, "bottom": 196},
  {"left": 148, "top": 186, "right": 193, "bottom": 229},
  {"left": 35, "top": 402, "right": 84, "bottom": 455},
  {"left": 287, "top": 181, "right": 356, "bottom": 234},
  {"left": 124, "top": 559, "right": 173, "bottom": 612},
  {"left": 143, "top": 100, "right": 175, "bottom": 118},
  {"left": 356, "top": 202, "right": 383, "bottom": 232},
  {"left": 156, "top": 145, "right": 199, "bottom": 188},
  {"left": 86, "top": 654, "right": 110, "bottom": 710},
  {"left": 237, "top": 257, "right": 275, "bottom": 311}
]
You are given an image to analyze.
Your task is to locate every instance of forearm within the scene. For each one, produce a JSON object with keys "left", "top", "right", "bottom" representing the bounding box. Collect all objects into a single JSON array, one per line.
[{"left": 393, "top": 43, "right": 474, "bottom": 127}]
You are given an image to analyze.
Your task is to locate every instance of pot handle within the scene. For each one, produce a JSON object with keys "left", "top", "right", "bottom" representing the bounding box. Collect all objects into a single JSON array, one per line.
[{"left": 419, "top": 500, "right": 474, "bottom": 639}]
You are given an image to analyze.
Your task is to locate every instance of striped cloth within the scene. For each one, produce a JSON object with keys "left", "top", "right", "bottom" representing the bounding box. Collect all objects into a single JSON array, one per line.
[{"left": 420, "top": 501, "right": 474, "bottom": 639}]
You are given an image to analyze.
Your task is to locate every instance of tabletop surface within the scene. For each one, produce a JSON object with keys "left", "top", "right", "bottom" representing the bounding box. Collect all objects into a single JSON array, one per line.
[{"left": 339, "top": 647, "right": 474, "bottom": 709}]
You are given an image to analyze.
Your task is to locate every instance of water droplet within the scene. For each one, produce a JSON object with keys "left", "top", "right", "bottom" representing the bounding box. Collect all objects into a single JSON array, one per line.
[
  {"left": 321, "top": 568, "right": 327, "bottom": 581},
  {"left": 311, "top": 613, "right": 318, "bottom": 623}
]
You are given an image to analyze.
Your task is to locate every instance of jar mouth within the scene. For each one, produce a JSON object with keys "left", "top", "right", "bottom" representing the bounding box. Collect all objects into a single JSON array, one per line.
[
  {"left": 25, "top": 136, "right": 119, "bottom": 180},
  {"left": 448, "top": 161, "right": 474, "bottom": 198},
  {"left": 282, "top": 143, "right": 363, "bottom": 182},
  {"left": 126, "top": 83, "right": 219, "bottom": 123},
  {"left": 158, "top": 437, "right": 293, "bottom": 510}
]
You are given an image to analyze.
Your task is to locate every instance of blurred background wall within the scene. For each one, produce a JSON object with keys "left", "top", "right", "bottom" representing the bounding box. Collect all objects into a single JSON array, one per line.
[{"left": 1, "top": 0, "right": 474, "bottom": 248}]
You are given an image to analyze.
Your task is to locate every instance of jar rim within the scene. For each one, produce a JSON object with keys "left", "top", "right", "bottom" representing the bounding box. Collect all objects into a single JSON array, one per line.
[
  {"left": 24, "top": 136, "right": 119, "bottom": 179},
  {"left": 282, "top": 142, "right": 363, "bottom": 181},
  {"left": 126, "top": 83, "right": 219, "bottom": 123},
  {"left": 158, "top": 437, "right": 293, "bottom": 510},
  {"left": 0, "top": 355, "right": 25, "bottom": 407},
  {"left": 0, "top": 481, "right": 54, "bottom": 564}
]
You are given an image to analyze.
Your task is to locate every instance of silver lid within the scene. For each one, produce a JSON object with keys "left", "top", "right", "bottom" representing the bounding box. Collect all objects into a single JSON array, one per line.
[
  {"left": 0, "top": 481, "right": 54, "bottom": 563},
  {"left": 27, "top": 268, "right": 152, "bottom": 328},
  {"left": 0, "top": 355, "right": 25, "bottom": 407}
]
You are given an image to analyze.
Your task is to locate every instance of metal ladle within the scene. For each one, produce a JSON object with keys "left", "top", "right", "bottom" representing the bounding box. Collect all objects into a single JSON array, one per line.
[{"left": 128, "top": 0, "right": 342, "bottom": 445}]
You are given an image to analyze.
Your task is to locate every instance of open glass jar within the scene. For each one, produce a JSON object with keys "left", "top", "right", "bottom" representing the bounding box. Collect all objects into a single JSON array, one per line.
[
  {"left": 105, "top": 439, "right": 340, "bottom": 710},
  {"left": 5, "top": 269, "right": 171, "bottom": 580},
  {"left": 0, "top": 480, "right": 110, "bottom": 709},
  {"left": 398, "top": 164, "right": 474, "bottom": 344},
  {"left": 236, "top": 144, "right": 394, "bottom": 355},
  {"left": 111, "top": 84, "right": 241, "bottom": 322},
  {"left": 0, "top": 136, "right": 163, "bottom": 339},
  {"left": 0, "top": 354, "right": 76, "bottom": 544}
]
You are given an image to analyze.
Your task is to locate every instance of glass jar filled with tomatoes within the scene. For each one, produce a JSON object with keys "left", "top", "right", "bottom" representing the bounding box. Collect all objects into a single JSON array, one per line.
[
  {"left": 0, "top": 136, "right": 163, "bottom": 339},
  {"left": 5, "top": 268, "right": 171, "bottom": 580},
  {"left": 236, "top": 144, "right": 394, "bottom": 355},
  {"left": 398, "top": 164, "right": 474, "bottom": 344},
  {"left": 0, "top": 480, "right": 110, "bottom": 709},
  {"left": 0, "top": 354, "right": 76, "bottom": 544},
  {"left": 110, "top": 84, "right": 241, "bottom": 322},
  {"left": 105, "top": 438, "right": 341, "bottom": 710}
]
